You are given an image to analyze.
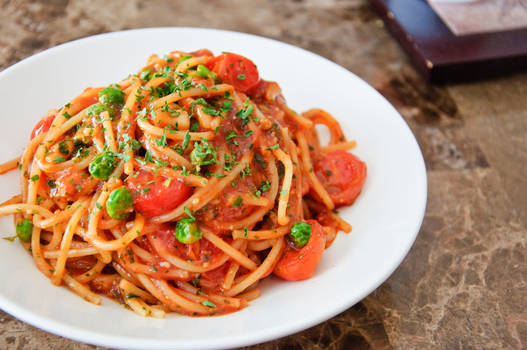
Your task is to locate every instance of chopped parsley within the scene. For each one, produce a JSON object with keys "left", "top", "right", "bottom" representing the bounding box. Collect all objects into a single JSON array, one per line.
[
  {"left": 144, "top": 151, "right": 154, "bottom": 163},
  {"left": 139, "top": 70, "right": 152, "bottom": 81},
  {"left": 184, "top": 206, "right": 196, "bottom": 222},
  {"left": 201, "top": 106, "right": 221, "bottom": 117},
  {"left": 232, "top": 196, "right": 243, "bottom": 208},
  {"left": 156, "top": 127, "right": 168, "bottom": 147},
  {"left": 235, "top": 98, "right": 254, "bottom": 125},
  {"left": 161, "top": 101, "right": 180, "bottom": 116},
  {"left": 190, "top": 97, "right": 208, "bottom": 110},
  {"left": 220, "top": 100, "right": 232, "bottom": 113},
  {"left": 190, "top": 138, "right": 217, "bottom": 169},
  {"left": 179, "top": 76, "right": 193, "bottom": 91},
  {"left": 177, "top": 55, "right": 192, "bottom": 67},
  {"left": 240, "top": 162, "right": 252, "bottom": 178},
  {"left": 125, "top": 293, "right": 140, "bottom": 299},
  {"left": 182, "top": 131, "right": 191, "bottom": 149},
  {"left": 190, "top": 121, "right": 199, "bottom": 132},
  {"left": 198, "top": 83, "right": 208, "bottom": 93},
  {"left": 225, "top": 131, "right": 237, "bottom": 141},
  {"left": 202, "top": 300, "right": 216, "bottom": 308},
  {"left": 117, "top": 152, "right": 131, "bottom": 163},
  {"left": 58, "top": 140, "right": 70, "bottom": 155},
  {"left": 260, "top": 180, "right": 271, "bottom": 192},
  {"left": 243, "top": 226, "right": 249, "bottom": 238}
]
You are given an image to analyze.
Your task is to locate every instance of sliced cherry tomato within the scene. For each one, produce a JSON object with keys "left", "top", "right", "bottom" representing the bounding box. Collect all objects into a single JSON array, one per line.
[
  {"left": 210, "top": 53, "right": 260, "bottom": 93},
  {"left": 150, "top": 223, "right": 224, "bottom": 265},
  {"left": 274, "top": 220, "right": 326, "bottom": 281},
  {"left": 314, "top": 150, "right": 366, "bottom": 207},
  {"left": 30, "top": 113, "right": 55, "bottom": 140},
  {"left": 31, "top": 87, "right": 101, "bottom": 140},
  {"left": 126, "top": 169, "right": 192, "bottom": 218},
  {"left": 149, "top": 224, "right": 194, "bottom": 260},
  {"left": 198, "top": 181, "right": 256, "bottom": 229}
]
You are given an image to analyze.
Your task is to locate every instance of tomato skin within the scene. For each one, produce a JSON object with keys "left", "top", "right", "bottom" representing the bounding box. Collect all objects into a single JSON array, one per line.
[
  {"left": 314, "top": 150, "right": 366, "bottom": 207},
  {"left": 30, "top": 113, "right": 55, "bottom": 140},
  {"left": 210, "top": 53, "right": 260, "bottom": 93},
  {"left": 274, "top": 220, "right": 326, "bottom": 281},
  {"left": 126, "top": 169, "right": 192, "bottom": 218}
]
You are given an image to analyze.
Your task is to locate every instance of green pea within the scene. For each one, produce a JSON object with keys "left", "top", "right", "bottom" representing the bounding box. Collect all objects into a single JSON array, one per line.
[
  {"left": 175, "top": 218, "right": 202, "bottom": 244},
  {"left": 99, "top": 87, "right": 124, "bottom": 106},
  {"left": 16, "top": 219, "right": 33, "bottom": 242},
  {"left": 89, "top": 152, "right": 118, "bottom": 180},
  {"left": 106, "top": 187, "right": 134, "bottom": 220},
  {"left": 189, "top": 139, "right": 217, "bottom": 169},
  {"left": 289, "top": 222, "right": 312, "bottom": 248}
]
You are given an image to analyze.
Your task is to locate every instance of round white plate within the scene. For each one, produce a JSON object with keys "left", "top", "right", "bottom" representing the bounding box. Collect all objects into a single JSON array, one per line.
[{"left": 0, "top": 28, "right": 426, "bottom": 349}]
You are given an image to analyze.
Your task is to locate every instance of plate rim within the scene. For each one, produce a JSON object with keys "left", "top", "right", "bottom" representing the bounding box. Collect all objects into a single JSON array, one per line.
[{"left": 0, "top": 27, "right": 427, "bottom": 349}]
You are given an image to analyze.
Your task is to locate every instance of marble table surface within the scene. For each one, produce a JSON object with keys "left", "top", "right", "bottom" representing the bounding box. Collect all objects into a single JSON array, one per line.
[{"left": 0, "top": 0, "right": 525, "bottom": 349}]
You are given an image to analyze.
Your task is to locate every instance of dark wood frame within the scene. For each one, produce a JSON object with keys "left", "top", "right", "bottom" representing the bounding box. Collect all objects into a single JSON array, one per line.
[{"left": 369, "top": 0, "right": 527, "bottom": 83}]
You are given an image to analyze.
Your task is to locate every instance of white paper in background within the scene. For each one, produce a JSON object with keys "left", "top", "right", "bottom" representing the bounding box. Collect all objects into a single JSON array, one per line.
[{"left": 426, "top": 0, "right": 527, "bottom": 35}]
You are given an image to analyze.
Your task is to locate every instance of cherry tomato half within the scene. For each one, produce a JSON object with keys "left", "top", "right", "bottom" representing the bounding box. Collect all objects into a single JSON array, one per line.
[
  {"left": 126, "top": 169, "right": 192, "bottom": 218},
  {"left": 31, "top": 87, "right": 101, "bottom": 140},
  {"left": 314, "top": 150, "right": 366, "bottom": 207},
  {"left": 210, "top": 53, "right": 260, "bottom": 93},
  {"left": 274, "top": 220, "right": 326, "bottom": 281},
  {"left": 30, "top": 113, "right": 55, "bottom": 140}
]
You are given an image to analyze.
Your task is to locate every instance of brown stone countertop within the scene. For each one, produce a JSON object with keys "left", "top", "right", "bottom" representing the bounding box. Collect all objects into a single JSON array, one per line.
[{"left": 0, "top": 0, "right": 526, "bottom": 349}]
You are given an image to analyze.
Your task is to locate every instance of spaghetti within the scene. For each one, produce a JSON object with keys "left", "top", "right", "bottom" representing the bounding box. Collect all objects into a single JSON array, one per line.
[{"left": 0, "top": 49, "right": 367, "bottom": 317}]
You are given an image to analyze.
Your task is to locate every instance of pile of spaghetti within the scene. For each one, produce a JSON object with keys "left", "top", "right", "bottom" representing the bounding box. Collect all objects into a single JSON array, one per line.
[{"left": 0, "top": 49, "right": 366, "bottom": 317}]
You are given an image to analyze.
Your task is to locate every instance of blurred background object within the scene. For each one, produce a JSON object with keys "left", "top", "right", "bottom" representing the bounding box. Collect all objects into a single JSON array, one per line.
[{"left": 370, "top": 0, "right": 527, "bottom": 83}]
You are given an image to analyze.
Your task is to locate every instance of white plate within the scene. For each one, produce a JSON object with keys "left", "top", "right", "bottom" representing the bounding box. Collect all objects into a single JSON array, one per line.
[{"left": 0, "top": 28, "right": 426, "bottom": 349}]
